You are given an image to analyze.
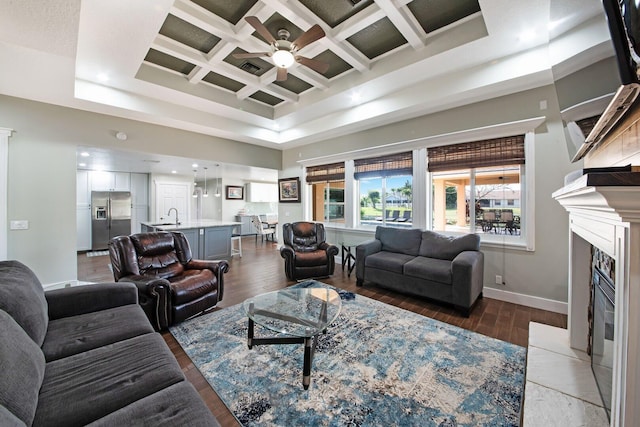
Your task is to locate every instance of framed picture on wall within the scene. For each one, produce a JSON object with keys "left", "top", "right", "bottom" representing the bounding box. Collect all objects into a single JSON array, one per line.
[
  {"left": 226, "top": 185, "right": 244, "bottom": 200},
  {"left": 278, "top": 177, "right": 300, "bottom": 203}
]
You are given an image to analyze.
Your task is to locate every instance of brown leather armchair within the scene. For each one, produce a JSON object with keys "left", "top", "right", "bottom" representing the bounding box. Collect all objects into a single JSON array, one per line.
[
  {"left": 108, "top": 231, "right": 229, "bottom": 330},
  {"left": 280, "top": 222, "right": 339, "bottom": 280}
]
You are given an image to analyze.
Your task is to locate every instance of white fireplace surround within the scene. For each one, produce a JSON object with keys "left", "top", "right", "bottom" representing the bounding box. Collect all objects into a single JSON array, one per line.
[{"left": 553, "top": 175, "right": 640, "bottom": 426}]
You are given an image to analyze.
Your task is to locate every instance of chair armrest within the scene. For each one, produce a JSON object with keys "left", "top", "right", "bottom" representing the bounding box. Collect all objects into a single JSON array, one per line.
[
  {"left": 280, "top": 245, "right": 295, "bottom": 260},
  {"left": 318, "top": 242, "right": 339, "bottom": 257},
  {"left": 185, "top": 259, "right": 230, "bottom": 301},
  {"left": 355, "top": 239, "right": 382, "bottom": 281},
  {"left": 45, "top": 282, "right": 138, "bottom": 320},
  {"left": 186, "top": 259, "right": 229, "bottom": 275},
  {"left": 451, "top": 251, "right": 484, "bottom": 309},
  {"left": 118, "top": 276, "right": 171, "bottom": 330}
]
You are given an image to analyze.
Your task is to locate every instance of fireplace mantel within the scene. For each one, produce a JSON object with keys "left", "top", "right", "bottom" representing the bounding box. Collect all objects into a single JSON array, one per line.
[{"left": 552, "top": 172, "right": 640, "bottom": 427}]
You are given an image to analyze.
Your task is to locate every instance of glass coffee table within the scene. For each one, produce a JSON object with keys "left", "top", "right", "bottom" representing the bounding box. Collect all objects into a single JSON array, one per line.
[{"left": 242, "top": 285, "right": 342, "bottom": 389}]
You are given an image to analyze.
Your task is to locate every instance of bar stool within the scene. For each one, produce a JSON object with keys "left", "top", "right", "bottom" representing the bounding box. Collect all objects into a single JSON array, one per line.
[{"left": 231, "top": 234, "right": 242, "bottom": 258}]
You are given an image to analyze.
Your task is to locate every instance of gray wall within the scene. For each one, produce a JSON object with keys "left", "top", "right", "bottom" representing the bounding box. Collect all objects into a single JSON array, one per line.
[
  {"left": 281, "top": 85, "right": 577, "bottom": 304},
  {"left": 1, "top": 95, "right": 282, "bottom": 284}
]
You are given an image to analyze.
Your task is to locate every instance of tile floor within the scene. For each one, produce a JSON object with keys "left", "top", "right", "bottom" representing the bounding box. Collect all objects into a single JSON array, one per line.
[{"left": 523, "top": 322, "right": 609, "bottom": 426}]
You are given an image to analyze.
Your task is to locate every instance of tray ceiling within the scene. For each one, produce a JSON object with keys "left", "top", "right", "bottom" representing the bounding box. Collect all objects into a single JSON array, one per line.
[{"left": 0, "top": 0, "right": 610, "bottom": 150}]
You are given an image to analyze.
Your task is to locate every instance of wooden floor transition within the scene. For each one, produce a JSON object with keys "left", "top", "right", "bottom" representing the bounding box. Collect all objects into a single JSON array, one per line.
[{"left": 78, "top": 236, "right": 567, "bottom": 426}]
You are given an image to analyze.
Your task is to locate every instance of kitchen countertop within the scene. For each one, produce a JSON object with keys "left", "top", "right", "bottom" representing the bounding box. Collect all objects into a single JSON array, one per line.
[{"left": 141, "top": 220, "right": 241, "bottom": 231}]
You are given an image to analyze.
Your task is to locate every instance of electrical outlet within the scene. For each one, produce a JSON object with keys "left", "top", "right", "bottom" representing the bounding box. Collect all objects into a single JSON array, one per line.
[
  {"left": 495, "top": 275, "right": 503, "bottom": 285},
  {"left": 10, "top": 220, "right": 29, "bottom": 230}
]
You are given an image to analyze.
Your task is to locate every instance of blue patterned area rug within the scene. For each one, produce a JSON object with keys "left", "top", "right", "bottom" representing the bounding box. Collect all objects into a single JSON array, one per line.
[{"left": 170, "top": 281, "right": 526, "bottom": 426}]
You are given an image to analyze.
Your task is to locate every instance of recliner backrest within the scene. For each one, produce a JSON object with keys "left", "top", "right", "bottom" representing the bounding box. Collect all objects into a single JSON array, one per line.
[
  {"left": 109, "top": 232, "right": 193, "bottom": 280},
  {"left": 283, "top": 222, "right": 325, "bottom": 252}
]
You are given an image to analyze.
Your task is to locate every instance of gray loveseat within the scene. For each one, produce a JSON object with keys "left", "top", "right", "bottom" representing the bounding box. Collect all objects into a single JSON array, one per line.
[
  {"left": 0, "top": 260, "right": 219, "bottom": 427},
  {"left": 356, "top": 226, "right": 484, "bottom": 316}
]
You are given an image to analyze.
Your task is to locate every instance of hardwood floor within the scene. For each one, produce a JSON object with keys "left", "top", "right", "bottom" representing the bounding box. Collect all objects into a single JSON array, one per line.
[{"left": 78, "top": 237, "right": 567, "bottom": 426}]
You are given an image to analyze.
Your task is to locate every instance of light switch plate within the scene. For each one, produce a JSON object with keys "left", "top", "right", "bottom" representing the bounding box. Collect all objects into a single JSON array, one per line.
[{"left": 10, "top": 220, "right": 29, "bottom": 230}]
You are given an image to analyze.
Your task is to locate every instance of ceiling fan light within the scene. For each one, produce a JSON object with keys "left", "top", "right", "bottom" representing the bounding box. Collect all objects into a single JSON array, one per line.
[{"left": 272, "top": 49, "right": 295, "bottom": 68}]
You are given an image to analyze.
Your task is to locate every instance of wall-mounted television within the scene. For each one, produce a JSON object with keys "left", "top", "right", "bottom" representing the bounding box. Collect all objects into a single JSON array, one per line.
[{"left": 572, "top": 0, "right": 640, "bottom": 161}]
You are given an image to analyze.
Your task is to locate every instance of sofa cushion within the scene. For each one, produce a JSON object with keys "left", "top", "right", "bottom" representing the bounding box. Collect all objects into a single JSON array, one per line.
[
  {"left": 86, "top": 381, "right": 220, "bottom": 427},
  {"left": 375, "top": 226, "right": 422, "bottom": 256},
  {"left": 365, "top": 251, "right": 415, "bottom": 274},
  {"left": 0, "top": 310, "right": 46, "bottom": 426},
  {"left": 404, "top": 256, "right": 453, "bottom": 285},
  {"left": 42, "top": 304, "right": 155, "bottom": 362},
  {"left": 34, "top": 333, "right": 186, "bottom": 427},
  {"left": 0, "top": 406, "right": 25, "bottom": 427},
  {"left": 0, "top": 260, "right": 48, "bottom": 346},
  {"left": 419, "top": 231, "right": 480, "bottom": 261}
]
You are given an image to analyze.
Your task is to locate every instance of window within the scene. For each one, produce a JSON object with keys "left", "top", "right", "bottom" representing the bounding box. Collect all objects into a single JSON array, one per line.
[
  {"left": 428, "top": 136, "right": 525, "bottom": 239},
  {"left": 355, "top": 152, "right": 413, "bottom": 228},
  {"left": 307, "top": 162, "right": 345, "bottom": 223}
]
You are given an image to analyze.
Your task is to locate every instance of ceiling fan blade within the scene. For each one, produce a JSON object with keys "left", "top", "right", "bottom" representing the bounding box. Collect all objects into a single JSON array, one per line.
[
  {"left": 245, "top": 16, "right": 276, "bottom": 44},
  {"left": 232, "top": 52, "right": 270, "bottom": 59},
  {"left": 296, "top": 56, "right": 329, "bottom": 74},
  {"left": 276, "top": 67, "right": 288, "bottom": 81},
  {"left": 291, "top": 24, "right": 325, "bottom": 50}
]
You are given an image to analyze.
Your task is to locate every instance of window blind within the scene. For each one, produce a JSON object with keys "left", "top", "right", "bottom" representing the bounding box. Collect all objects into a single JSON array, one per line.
[
  {"left": 306, "top": 162, "right": 345, "bottom": 183},
  {"left": 427, "top": 135, "right": 525, "bottom": 172},
  {"left": 354, "top": 151, "right": 413, "bottom": 179}
]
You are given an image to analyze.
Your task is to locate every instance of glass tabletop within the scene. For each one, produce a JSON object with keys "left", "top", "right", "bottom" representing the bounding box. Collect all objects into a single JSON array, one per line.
[{"left": 243, "top": 286, "right": 342, "bottom": 338}]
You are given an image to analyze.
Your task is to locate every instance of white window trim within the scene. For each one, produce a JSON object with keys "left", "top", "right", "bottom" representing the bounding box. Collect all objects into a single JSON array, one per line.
[{"left": 0, "top": 128, "right": 13, "bottom": 261}]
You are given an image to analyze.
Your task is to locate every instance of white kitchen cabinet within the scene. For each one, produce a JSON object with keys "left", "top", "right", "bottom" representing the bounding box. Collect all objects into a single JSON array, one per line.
[
  {"left": 76, "top": 205, "right": 91, "bottom": 251},
  {"left": 77, "top": 170, "right": 90, "bottom": 206},
  {"left": 247, "top": 182, "right": 277, "bottom": 202},
  {"left": 130, "top": 173, "right": 148, "bottom": 205},
  {"left": 131, "top": 205, "right": 148, "bottom": 234},
  {"left": 90, "top": 171, "right": 130, "bottom": 191}
]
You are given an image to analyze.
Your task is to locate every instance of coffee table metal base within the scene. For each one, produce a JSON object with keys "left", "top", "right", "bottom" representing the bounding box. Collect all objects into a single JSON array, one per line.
[{"left": 247, "top": 317, "right": 318, "bottom": 390}]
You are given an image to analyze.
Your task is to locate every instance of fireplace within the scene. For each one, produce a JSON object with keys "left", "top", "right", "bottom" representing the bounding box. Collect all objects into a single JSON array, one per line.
[
  {"left": 590, "top": 248, "right": 615, "bottom": 420},
  {"left": 553, "top": 171, "right": 640, "bottom": 426}
]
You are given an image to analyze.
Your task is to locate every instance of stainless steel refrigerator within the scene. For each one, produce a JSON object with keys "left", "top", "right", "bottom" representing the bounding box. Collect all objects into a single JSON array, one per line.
[{"left": 91, "top": 191, "right": 132, "bottom": 250}]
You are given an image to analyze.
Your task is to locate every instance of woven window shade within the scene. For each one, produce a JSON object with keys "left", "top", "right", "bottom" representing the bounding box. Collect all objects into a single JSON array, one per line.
[
  {"left": 576, "top": 115, "right": 601, "bottom": 138},
  {"left": 354, "top": 151, "right": 413, "bottom": 179},
  {"left": 427, "top": 135, "right": 525, "bottom": 172},
  {"left": 306, "top": 162, "right": 345, "bottom": 183}
]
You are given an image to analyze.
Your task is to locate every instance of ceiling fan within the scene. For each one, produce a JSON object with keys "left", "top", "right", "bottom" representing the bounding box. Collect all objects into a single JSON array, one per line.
[{"left": 233, "top": 16, "right": 330, "bottom": 81}]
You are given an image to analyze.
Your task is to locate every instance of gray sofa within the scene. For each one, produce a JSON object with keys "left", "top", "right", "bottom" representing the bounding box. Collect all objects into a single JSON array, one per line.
[
  {"left": 0, "top": 260, "right": 219, "bottom": 427},
  {"left": 356, "top": 226, "right": 484, "bottom": 316}
]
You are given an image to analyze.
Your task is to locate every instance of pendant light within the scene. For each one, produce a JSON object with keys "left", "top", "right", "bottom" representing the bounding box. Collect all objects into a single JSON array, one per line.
[
  {"left": 203, "top": 167, "right": 209, "bottom": 197},
  {"left": 192, "top": 169, "right": 198, "bottom": 198},
  {"left": 214, "top": 164, "right": 221, "bottom": 197}
]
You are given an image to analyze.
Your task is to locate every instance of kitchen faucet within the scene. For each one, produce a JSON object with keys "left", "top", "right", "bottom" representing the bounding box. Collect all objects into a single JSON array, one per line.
[{"left": 167, "top": 208, "right": 179, "bottom": 225}]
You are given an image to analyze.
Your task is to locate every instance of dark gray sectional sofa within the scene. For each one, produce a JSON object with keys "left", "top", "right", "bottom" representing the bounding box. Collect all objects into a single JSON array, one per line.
[
  {"left": 356, "top": 226, "right": 484, "bottom": 316},
  {"left": 0, "top": 260, "right": 219, "bottom": 427}
]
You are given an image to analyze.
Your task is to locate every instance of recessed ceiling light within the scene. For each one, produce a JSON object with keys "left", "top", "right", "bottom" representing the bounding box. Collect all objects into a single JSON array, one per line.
[
  {"left": 97, "top": 73, "right": 109, "bottom": 82},
  {"left": 78, "top": 163, "right": 86, "bottom": 167},
  {"left": 192, "top": 163, "right": 198, "bottom": 168},
  {"left": 80, "top": 152, "right": 90, "bottom": 157},
  {"left": 351, "top": 92, "right": 362, "bottom": 103},
  {"left": 171, "top": 170, "right": 177, "bottom": 174}
]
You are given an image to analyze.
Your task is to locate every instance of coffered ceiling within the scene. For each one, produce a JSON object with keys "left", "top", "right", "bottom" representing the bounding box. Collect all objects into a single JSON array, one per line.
[{"left": 0, "top": 0, "right": 610, "bottom": 150}]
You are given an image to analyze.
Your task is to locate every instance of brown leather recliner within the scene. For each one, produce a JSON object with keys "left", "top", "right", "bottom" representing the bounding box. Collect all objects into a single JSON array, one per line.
[
  {"left": 108, "top": 231, "right": 229, "bottom": 330},
  {"left": 280, "top": 222, "right": 339, "bottom": 280}
]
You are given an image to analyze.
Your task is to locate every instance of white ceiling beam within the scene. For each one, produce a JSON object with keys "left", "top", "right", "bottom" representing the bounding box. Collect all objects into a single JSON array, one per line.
[
  {"left": 333, "top": 5, "right": 386, "bottom": 40},
  {"left": 171, "top": 0, "right": 240, "bottom": 44},
  {"left": 289, "top": 66, "right": 330, "bottom": 90},
  {"left": 375, "top": 0, "right": 424, "bottom": 49}
]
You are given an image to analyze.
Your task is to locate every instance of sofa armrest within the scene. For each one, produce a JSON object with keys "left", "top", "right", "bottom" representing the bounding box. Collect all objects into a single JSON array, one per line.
[
  {"left": 45, "top": 282, "right": 138, "bottom": 320},
  {"left": 355, "top": 239, "right": 382, "bottom": 282},
  {"left": 451, "top": 251, "right": 485, "bottom": 310}
]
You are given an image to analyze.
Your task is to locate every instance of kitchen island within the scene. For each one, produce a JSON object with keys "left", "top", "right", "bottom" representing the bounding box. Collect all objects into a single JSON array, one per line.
[{"left": 140, "top": 219, "right": 240, "bottom": 260}]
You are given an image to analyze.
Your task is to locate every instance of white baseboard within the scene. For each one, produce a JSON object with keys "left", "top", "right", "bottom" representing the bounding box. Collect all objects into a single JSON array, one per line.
[{"left": 483, "top": 286, "right": 568, "bottom": 314}]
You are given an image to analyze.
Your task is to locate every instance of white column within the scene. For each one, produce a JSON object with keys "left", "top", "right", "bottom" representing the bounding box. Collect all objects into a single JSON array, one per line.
[{"left": 0, "top": 128, "right": 13, "bottom": 260}]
